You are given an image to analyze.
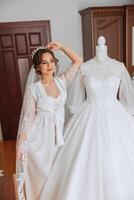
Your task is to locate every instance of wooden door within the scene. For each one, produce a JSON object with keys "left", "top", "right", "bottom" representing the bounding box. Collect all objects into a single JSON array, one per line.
[{"left": 0, "top": 21, "right": 51, "bottom": 140}]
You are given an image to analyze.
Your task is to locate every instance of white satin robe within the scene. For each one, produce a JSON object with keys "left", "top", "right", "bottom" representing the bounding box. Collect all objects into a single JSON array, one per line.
[{"left": 16, "top": 64, "right": 79, "bottom": 200}]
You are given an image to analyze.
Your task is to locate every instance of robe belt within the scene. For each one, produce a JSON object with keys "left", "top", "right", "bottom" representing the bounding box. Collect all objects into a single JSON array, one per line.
[{"left": 37, "top": 109, "right": 65, "bottom": 146}]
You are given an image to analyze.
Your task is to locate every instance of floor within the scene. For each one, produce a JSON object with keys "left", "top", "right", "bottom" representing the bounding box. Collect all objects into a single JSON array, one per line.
[
  {"left": 0, "top": 140, "right": 17, "bottom": 200},
  {"left": 0, "top": 140, "right": 16, "bottom": 176}
]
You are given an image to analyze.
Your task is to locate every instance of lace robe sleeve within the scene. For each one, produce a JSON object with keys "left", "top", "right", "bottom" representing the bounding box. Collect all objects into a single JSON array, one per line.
[
  {"left": 59, "top": 63, "right": 80, "bottom": 87},
  {"left": 66, "top": 63, "right": 87, "bottom": 114},
  {"left": 18, "top": 85, "right": 36, "bottom": 136},
  {"left": 119, "top": 64, "right": 134, "bottom": 115}
]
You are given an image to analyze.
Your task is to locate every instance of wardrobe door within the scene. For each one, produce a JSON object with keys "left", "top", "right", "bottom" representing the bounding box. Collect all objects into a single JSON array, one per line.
[
  {"left": 125, "top": 5, "right": 134, "bottom": 74},
  {"left": 92, "top": 7, "right": 124, "bottom": 62},
  {"left": 80, "top": 7, "right": 124, "bottom": 62}
]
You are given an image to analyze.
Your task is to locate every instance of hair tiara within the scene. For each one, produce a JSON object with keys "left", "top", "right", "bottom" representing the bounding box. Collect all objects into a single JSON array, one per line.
[{"left": 31, "top": 46, "right": 48, "bottom": 59}]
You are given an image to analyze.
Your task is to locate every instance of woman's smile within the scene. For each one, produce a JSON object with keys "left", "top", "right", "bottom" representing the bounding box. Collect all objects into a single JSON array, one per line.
[{"left": 47, "top": 68, "right": 53, "bottom": 71}]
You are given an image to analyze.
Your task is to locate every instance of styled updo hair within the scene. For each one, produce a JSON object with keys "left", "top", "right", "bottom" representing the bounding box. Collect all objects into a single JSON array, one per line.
[{"left": 32, "top": 48, "right": 58, "bottom": 75}]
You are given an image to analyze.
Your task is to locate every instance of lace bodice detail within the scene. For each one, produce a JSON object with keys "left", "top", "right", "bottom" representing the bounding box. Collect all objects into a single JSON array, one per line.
[
  {"left": 67, "top": 57, "right": 134, "bottom": 114},
  {"left": 80, "top": 57, "right": 122, "bottom": 80},
  {"left": 85, "top": 76, "right": 120, "bottom": 107}
]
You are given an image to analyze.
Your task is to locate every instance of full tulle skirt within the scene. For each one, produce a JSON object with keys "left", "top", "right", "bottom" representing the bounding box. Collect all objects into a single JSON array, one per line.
[{"left": 40, "top": 100, "right": 134, "bottom": 200}]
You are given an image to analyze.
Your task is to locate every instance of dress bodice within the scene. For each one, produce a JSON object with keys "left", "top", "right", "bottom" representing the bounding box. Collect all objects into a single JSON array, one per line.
[
  {"left": 84, "top": 76, "right": 120, "bottom": 107},
  {"left": 80, "top": 57, "right": 122, "bottom": 107},
  {"left": 67, "top": 57, "right": 134, "bottom": 114}
]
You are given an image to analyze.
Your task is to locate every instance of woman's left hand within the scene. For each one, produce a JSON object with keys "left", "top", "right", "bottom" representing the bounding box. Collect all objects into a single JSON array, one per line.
[{"left": 47, "top": 42, "right": 62, "bottom": 50}]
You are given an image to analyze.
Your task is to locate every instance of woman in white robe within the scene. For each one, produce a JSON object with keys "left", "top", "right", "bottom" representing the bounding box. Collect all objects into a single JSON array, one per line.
[{"left": 16, "top": 42, "right": 83, "bottom": 200}]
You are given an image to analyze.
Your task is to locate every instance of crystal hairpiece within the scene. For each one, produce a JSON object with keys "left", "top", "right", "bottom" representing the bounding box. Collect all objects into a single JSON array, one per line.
[{"left": 31, "top": 46, "right": 47, "bottom": 59}]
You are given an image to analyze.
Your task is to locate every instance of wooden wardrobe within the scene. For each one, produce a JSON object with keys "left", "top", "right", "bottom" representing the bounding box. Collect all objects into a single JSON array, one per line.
[{"left": 79, "top": 5, "right": 134, "bottom": 74}]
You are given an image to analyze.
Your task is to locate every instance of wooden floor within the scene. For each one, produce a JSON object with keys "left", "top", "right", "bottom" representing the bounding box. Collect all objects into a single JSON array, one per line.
[
  {"left": 0, "top": 140, "right": 17, "bottom": 199},
  {"left": 0, "top": 140, "right": 16, "bottom": 175},
  {"left": 0, "top": 174, "right": 18, "bottom": 200}
]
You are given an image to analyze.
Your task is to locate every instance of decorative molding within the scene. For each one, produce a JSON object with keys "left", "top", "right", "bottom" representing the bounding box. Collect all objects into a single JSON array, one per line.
[
  {"left": 93, "top": 11, "right": 124, "bottom": 17},
  {"left": 96, "top": 19, "right": 121, "bottom": 30}
]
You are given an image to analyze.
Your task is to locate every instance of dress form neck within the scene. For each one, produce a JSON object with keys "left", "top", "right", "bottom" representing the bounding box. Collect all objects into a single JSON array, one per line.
[{"left": 95, "top": 36, "right": 109, "bottom": 64}]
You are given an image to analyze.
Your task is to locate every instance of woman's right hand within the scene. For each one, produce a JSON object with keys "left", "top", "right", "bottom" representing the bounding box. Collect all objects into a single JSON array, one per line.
[
  {"left": 16, "top": 133, "right": 27, "bottom": 161},
  {"left": 47, "top": 42, "right": 63, "bottom": 50}
]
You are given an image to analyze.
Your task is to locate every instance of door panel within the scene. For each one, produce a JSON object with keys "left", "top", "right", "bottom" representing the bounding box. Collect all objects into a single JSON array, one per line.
[{"left": 0, "top": 21, "right": 51, "bottom": 140}]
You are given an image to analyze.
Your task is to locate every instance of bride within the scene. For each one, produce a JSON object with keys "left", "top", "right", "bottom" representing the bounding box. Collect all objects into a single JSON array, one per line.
[
  {"left": 16, "top": 42, "right": 83, "bottom": 200},
  {"left": 39, "top": 37, "right": 134, "bottom": 200}
]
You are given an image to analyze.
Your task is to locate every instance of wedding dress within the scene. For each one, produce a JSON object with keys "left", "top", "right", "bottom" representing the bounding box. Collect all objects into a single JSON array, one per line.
[{"left": 39, "top": 57, "right": 134, "bottom": 200}]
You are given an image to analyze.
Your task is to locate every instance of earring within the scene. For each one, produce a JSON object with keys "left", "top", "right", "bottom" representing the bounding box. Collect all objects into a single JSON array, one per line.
[
  {"left": 36, "top": 67, "right": 41, "bottom": 74},
  {"left": 53, "top": 67, "right": 56, "bottom": 77}
]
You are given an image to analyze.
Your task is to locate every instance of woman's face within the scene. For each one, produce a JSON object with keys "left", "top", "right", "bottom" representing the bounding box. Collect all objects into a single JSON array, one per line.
[{"left": 38, "top": 52, "right": 56, "bottom": 76}]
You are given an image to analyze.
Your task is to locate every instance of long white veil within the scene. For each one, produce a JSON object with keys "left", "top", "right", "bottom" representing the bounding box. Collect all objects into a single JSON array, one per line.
[
  {"left": 17, "top": 66, "right": 39, "bottom": 139},
  {"left": 16, "top": 66, "right": 39, "bottom": 200}
]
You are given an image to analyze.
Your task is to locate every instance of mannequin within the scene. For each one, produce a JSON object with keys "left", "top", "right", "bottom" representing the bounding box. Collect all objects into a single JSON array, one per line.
[
  {"left": 39, "top": 37, "right": 134, "bottom": 200},
  {"left": 95, "top": 36, "right": 108, "bottom": 62}
]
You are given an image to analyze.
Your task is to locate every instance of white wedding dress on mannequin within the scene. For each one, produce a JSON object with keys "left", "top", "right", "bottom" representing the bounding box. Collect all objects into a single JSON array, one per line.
[{"left": 39, "top": 37, "right": 134, "bottom": 200}]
